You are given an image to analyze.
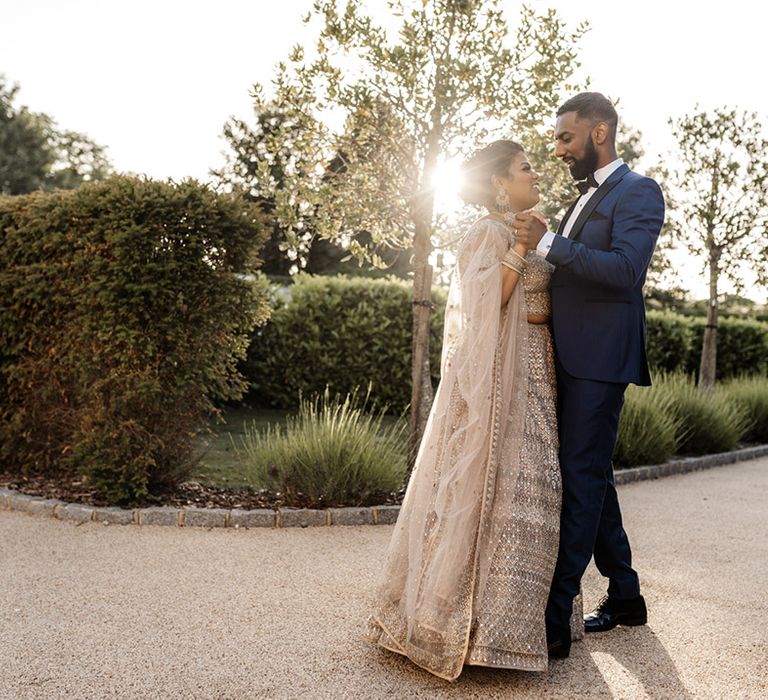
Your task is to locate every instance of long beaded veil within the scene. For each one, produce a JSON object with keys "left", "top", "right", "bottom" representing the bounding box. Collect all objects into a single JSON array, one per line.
[{"left": 364, "top": 216, "right": 531, "bottom": 681}]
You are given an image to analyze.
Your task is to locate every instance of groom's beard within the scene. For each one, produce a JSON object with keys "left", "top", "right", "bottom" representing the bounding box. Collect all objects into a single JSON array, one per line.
[{"left": 569, "top": 138, "right": 599, "bottom": 181}]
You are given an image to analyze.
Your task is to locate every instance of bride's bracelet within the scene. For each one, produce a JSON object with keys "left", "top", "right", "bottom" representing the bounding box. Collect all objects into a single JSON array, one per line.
[
  {"left": 501, "top": 248, "right": 527, "bottom": 274},
  {"left": 501, "top": 257, "right": 526, "bottom": 274},
  {"left": 506, "top": 247, "right": 528, "bottom": 264}
]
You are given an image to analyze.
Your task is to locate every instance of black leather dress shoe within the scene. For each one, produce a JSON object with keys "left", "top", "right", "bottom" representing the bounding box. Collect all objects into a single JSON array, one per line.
[
  {"left": 546, "top": 622, "right": 571, "bottom": 659},
  {"left": 584, "top": 594, "right": 647, "bottom": 633}
]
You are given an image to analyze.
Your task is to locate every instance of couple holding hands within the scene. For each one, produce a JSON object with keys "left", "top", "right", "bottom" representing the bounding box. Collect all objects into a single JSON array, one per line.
[{"left": 365, "top": 91, "right": 665, "bottom": 681}]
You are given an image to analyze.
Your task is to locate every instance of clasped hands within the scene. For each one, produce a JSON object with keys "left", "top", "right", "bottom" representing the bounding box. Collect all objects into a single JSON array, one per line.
[{"left": 512, "top": 211, "right": 548, "bottom": 250}]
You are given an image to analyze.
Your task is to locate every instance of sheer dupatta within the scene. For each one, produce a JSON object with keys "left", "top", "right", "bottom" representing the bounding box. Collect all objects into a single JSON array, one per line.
[{"left": 365, "top": 217, "right": 529, "bottom": 681}]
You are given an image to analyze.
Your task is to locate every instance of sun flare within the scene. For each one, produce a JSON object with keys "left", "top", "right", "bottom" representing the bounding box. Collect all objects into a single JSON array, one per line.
[{"left": 431, "top": 156, "right": 465, "bottom": 213}]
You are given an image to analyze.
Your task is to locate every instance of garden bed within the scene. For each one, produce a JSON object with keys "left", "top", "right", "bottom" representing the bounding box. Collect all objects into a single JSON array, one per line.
[{"left": 0, "top": 470, "right": 404, "bottom": 511}]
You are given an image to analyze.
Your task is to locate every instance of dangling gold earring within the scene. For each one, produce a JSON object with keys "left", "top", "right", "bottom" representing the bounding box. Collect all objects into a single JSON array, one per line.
[{"left": 495, "top": 188, "right": 510, "bottom": 213}]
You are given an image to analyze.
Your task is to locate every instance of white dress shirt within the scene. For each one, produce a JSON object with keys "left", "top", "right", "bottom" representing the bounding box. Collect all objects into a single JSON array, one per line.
[{"left": 536, "top": 158, "right": 625, "bottom": 257}]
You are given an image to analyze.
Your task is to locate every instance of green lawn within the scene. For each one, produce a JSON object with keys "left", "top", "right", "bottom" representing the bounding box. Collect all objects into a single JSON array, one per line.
[{"left": 191, "top": 406, "right": 292, "bottom": 488}]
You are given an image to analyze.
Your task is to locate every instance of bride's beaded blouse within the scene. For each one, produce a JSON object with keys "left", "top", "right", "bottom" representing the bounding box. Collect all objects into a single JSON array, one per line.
[
  {"left": 471, "top": 217, "right": 554, "bottom": 318},
  {"left": 521, "top": 249, "right": 554, "bottom": 317}
]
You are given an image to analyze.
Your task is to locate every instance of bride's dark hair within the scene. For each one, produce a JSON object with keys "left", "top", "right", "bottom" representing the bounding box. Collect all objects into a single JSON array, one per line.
[{"left": 460, "top": 140, "right": 524, "bottom": 208}]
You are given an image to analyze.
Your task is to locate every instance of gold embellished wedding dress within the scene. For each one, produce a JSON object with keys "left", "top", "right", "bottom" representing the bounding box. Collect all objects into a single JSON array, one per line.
[{"left": 365, "top": 216, "right": 583, "bottom": 681}]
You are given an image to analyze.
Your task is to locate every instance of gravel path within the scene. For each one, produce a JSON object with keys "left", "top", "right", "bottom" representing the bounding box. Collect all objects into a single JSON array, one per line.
[{"left": 1, "top": 458, "right": 767, "bottom": 699}]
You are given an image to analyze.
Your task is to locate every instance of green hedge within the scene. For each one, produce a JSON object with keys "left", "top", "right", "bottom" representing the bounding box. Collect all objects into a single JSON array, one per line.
[
  {"left": 686, "top": 317, "right": 768, "bottom": 377},
  {"left": 644, "top": 311, "right": 696, "bottom": 373},
  {"left": 242, "top": 274, "right": 447, "bottom": 414},
  {"left": 645, "top": 310, "right": 768, "bottom": 378},
  {"left": 0, "top": 176, "right": 270, "bottom": 504},
  {"left": 242, "top": 277, "right": 767, "bottom": 413}
]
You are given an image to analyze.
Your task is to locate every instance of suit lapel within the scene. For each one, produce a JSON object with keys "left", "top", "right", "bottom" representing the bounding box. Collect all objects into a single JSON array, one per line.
[
  {"left": 557, "top": 198, "right": 579, "bottom": 235},
  {"left": 568, "top": 164, "right": 630, "bottom": 242}
]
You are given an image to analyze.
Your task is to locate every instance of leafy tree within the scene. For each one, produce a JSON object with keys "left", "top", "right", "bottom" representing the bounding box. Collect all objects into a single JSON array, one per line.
[
  {"left": 617, "top": 122, "right": 644, "bottom": 169},
  {"left": 0, "top": 75, "right": 111, "bottom": 195},
  {"left": 0, "top": 77, "right": 53, "bottom": 195},
  {"left": 250, "top": 0, "right": 588, "bottom": 459},
  {"left": 686, "top": 293, "right": 762, "bottom": 318},
  {"left": 214, "top": 104, "right": 410, "bottom": 277},
  {"left": 665, "top": 107, "right": 768, "bottom": 387},
  {"left": 47, "top": 128, "right": 111, "bottom": 190},
  {"left": 643, "top": 161, "right": 686, "bottom": 305}
]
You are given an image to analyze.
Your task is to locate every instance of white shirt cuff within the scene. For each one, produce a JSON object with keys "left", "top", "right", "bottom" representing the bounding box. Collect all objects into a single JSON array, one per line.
[{"left": 535, "top": 231, "right": 556, "bottom": 257}]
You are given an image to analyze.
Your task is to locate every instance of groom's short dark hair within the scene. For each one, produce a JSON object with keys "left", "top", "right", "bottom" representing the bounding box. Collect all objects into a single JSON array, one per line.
[{"left": 557, "top": 92, "right": 618, "bottom": 134}]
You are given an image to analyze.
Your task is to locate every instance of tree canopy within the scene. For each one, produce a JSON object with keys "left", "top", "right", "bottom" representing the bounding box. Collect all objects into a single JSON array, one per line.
[{"left": 0, "top": 75, "right": 111, "bottom": 196}]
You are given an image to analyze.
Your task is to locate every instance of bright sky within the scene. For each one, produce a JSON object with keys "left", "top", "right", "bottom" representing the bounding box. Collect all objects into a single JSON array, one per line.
[{"left": 3, "top": 0, "right": 767, "bottom": 301}]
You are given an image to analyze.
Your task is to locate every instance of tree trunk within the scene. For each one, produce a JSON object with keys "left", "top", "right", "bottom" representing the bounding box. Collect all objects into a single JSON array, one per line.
[
  {"left": 407, "top": 128, "right": 442, "bottom": 466},
  {"left": 698, "top": 250, "right": 719, "bottom": 389},
  {"left": 408, "top": 245, "right": 433, "bottom": 465},
  {"left": 699, "top": 162, "right": 722, "bottom": 390}
]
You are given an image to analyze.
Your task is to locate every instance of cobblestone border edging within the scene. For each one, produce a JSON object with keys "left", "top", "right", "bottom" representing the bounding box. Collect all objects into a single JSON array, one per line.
[
  {"left": 2, "top": 445, "right": 766, "bottom": 529},
  {"left": 612, "top": 444, "right": 768, "bottom": 485}
]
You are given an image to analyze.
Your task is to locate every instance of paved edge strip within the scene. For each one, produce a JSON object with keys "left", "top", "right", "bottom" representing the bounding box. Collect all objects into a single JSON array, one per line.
[{"left": 1, "top": 445, "right": 766, "bottom": 529}]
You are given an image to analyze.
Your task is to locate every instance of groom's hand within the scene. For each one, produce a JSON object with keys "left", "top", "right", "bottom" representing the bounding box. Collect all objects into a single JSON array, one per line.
[{"left": 512, "top": 211, "right": 547, "bottom": 249}]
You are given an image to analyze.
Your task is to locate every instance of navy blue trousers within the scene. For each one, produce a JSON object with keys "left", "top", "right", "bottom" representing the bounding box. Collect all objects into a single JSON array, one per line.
[{"left": 545, "top": 354, "right": 641, "bottom": 629}]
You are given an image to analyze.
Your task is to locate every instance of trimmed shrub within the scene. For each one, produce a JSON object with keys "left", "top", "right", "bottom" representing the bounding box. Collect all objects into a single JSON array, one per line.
[
  {"left": 643, "top": 312, "right": 768, "bottom": 379},
  {"left": 723, "top": 376, "right": 768, "bottom": 443},
  {"left": 614, "top": 382, "right": 682, "bottom": 467},
  {"left": 242, "top": 273, "right": 447, "bottom": 415},
  {"left": 241, "top": 281, "right": 766, "bottom": 416},
  {"left": 645, "top": 311, "right": 695, "bottom": 373},
  {"left": 234, "top": 385, "right": 407, "bottom": 507},
  {"left": 0, "top": 176, "right": 270, "bottom": 504},
  {"left": 686, "top": 316, "right": 768, "bottom": 379}
]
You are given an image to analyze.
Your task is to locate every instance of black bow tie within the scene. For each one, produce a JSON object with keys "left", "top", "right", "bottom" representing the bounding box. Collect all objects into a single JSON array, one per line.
[{"left": 576, "top": 172, "right": 600, "bottom": 195}]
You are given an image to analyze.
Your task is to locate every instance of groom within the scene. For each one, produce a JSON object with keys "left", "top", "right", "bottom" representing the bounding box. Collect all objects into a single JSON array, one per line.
[{"left": 513, "top": 92, "right": 665, "bottom": 658}]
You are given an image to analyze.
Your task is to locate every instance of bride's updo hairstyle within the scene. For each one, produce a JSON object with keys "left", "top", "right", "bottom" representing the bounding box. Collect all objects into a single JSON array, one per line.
[{"left": 460, "top": 140, "right": 524, "bottom": 208}]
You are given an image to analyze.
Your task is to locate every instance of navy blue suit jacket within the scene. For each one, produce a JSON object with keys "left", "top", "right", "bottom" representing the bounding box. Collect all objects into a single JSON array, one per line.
[{"left": 546, "top": 164, "right": 665, "bottom": 386}]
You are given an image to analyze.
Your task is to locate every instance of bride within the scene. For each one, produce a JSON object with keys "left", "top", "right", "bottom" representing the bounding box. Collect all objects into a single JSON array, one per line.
[{"left": 365, "top": 140, "right": 583, "bottom": 681}]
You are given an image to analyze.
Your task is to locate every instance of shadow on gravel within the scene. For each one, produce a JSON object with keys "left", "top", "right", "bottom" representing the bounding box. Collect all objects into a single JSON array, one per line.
[
  {"left": 586, "top": 625, "right": 692, "bottom": 699},
  {"left": 361, "top": 625, "right": 690, "bottom": 698},
  {"left": 363, "top": 637, "right": 615, "bottom": 697}
]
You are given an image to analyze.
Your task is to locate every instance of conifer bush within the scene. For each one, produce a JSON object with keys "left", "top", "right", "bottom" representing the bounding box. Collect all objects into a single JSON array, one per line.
[{"left": 0, "top": 176, "right": 270, "bottom": 504}]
